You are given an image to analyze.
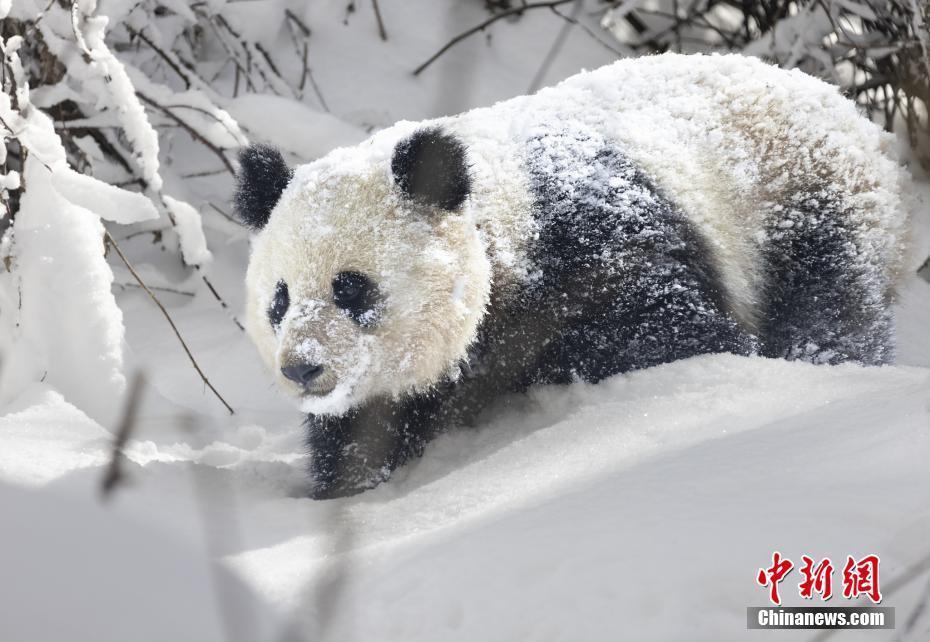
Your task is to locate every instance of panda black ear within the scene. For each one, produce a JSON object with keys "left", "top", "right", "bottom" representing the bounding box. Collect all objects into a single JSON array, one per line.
[
  {"left": 391, "top": 127, "right": 471, "bottom": 211},
  {"left": 234, "top": 144, "right": 293, "bottom": 230}
]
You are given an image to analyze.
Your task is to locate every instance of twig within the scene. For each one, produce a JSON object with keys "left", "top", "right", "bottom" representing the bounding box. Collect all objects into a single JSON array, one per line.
[
  {"left": 413, "top": 0, "right": 576, "bottom": 76},
  {"left": 158, "top": 103, "right": 243, "bottom": 143},
  {"left": 100, "top": 372, "right": 145, "bottom": 499},
  {"left": 254, "top": 42, "right": 283, "bottom": 79},
  {"left": 549, "top": 4, "right": 625, "bottom": 57},
  {"left": 180, "top": 167, "right": 228, "bottom": 179},
  {"left": 125, "top": 26, "right": 192, "bottom": 89},
  {"left": 104, "top": 231, "right": 235, "bottom": 414},
  {"left": 188, "top": 8, "right": 255, "bottom": 94},
  {"left": 207, "top": 201, "right": 245, "bottom": 227},
  {"left": 285, "top": 9, "right": 311, "bottom": 37},
  {"left": 283, "top": 8, "right": 329, "bottom": 110},
  {"left": 215, "top": 14, "right": 293, "bottom": 97},
  {"left": 117, "top": 227, "right": 166, "bottom": 242},
  {"left": 136, "top": 92, "right": 235, "bottom": 174},
  {"left": 305, "top": 64, "right": 329, "bottom": 113},
  {"left": 201, "top": 274, "right": 245, "bottom": 331},
  {"left": 115, "top": 282, "right": 195, "bottom": 297},
  {"left": 372, "top": 0, "right": 388, "bottom": 40},
  {"left": 529, "top": 0, "right": 579, "bottom": 93}
]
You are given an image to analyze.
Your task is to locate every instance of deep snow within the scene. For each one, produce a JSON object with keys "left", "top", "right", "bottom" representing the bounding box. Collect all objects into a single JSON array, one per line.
[{"left": 2, "top": 271, "right": 930, "bottom": 640}]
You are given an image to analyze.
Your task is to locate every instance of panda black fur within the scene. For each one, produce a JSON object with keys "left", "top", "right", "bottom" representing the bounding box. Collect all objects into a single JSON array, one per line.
[{"left": 235, "top": 54, "right": 908, "bottom": 499}]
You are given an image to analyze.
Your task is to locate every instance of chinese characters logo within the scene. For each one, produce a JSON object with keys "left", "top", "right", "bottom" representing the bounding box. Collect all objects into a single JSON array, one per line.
[{"left": 756, "top": 552, "right": 882, "bottom": 605}]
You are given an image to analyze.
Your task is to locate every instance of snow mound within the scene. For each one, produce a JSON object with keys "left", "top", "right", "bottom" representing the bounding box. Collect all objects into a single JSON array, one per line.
[
  {"left": 2, "top": 334, "right": 930, "bottom": 641},
  {"left": 0, "top": 160, "right": 131, "bottom": 425}
]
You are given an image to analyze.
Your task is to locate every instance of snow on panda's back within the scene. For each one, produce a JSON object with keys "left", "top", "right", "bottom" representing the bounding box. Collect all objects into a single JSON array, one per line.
[{"left": 454, "top": 52, "right": 910, "bottom": 331}]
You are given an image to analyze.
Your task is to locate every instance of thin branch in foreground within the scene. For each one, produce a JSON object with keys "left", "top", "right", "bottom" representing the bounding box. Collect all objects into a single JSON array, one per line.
[
  {"left": 104, "top": 231, "right": 235, "bottom": 414},
  {"left": 100, "top": 371, "right": 145, "bottom": 499},
  {"left": 372, "top": 0, "right": 389, "bottom": 41},
  {"left": 181, "top": 413, "right": 255, "bottom": 642},
  {"left": 917, "top": 254, "right": 930, "bottom": 281},
  {"left": 413, "top": 0, "right": 575, "bottom": 76}
]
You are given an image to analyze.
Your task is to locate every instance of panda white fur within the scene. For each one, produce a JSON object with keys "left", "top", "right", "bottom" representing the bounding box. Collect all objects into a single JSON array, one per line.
[{"left": 234, "top": 53, "right": 909, "bottom": 498}]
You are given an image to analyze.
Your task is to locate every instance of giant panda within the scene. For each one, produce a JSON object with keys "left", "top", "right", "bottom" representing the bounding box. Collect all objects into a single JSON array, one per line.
[{"left": 234, "top": 53, "right": 909, "bottom": 499}]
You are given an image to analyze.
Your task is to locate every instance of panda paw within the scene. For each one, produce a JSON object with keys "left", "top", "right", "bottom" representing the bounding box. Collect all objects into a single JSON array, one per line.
[{"left": 307, "top": 462, "right": 391, "bottom": 500}]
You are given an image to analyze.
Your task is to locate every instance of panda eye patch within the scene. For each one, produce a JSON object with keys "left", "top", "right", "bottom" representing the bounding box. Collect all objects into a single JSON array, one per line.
[
  {"left": 268, "top": 280, "right": 289, "bottom": 329},
  {"left": 332, "top": 271, "right": 380, "bottom": 326}
]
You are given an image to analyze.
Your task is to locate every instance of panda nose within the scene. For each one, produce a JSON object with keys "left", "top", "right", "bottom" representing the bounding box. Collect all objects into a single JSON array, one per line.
[{"left": 281, "top": 363, "right": 324, "bottom": 385}]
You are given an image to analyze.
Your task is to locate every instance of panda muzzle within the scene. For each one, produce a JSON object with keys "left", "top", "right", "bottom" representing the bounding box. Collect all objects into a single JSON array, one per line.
[{"left": 281, "top": 362, "right": 324, "bottom": 387}]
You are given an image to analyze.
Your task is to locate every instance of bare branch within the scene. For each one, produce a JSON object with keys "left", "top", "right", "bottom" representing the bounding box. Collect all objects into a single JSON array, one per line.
[
  {"left": 125, "top": 26, "right": 192, "bottom": 89},
  {"left": 528, "top": 1, "right": 577, "bottom": 93},
  {"left": 200, "top": 273, "right": 246, "bottom": 332},
  {"left": 413, "top": 0, "right": 576, "bottom": 76},
  {"left": 207, "top": 201, "right": 245, "bottom": 227},
  {"left": 136, "top": 92, "right": 236, "bottom": 175},
  {"left": 105, "top": 231, "right": 235, "bottom": 415},
  {"left": 549, "top": 4, "right": 625, "bottom": 58},
  {"left": 284, "top": 9, "right": 311, "bottom": 37},
  {"left": 115, "top": 282, "right": 195, "bottom": 297}
]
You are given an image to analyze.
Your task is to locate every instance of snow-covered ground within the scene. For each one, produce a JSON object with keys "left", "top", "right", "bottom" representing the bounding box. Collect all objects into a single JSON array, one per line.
[{"left": 2, "top": 255, "right": 930, "bottom": 640}]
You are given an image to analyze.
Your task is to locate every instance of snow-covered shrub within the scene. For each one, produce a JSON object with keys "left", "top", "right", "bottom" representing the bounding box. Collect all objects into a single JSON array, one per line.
[
  {"left": 0, "top": 0, "right": 289, "bottom": 420},
  {"left": 602, "top": 0, "right": 930, "bottom": 165}
]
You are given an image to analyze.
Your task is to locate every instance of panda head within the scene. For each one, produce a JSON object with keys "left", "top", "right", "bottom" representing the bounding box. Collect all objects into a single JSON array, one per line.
[{"left": 236, "top": 127, "right": 492, "bottom": 415}]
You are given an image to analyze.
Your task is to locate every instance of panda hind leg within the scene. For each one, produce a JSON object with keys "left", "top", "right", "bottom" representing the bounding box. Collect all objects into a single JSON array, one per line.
[{"left": 757, "top": 190, "right": 894, "bottom": 365}]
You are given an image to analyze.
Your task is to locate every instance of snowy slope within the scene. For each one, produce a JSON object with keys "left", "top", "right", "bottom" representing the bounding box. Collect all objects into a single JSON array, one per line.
[{"left": 2, "top": 283, "right": 930, "bottom": 640}]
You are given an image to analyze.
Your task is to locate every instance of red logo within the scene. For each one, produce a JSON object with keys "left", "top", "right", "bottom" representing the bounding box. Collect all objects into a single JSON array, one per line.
[
  {"left": 757, "top": 551, "right": 794, "bottom": 605},
  {"left": 799, "top": 556, "right": 834, "bottom": 600},
  {"left": 757, "top": 552, "right": 882, "bottom": 605},
  {"left": 842, "top": 555, "right": 882, "bottom": 603}
]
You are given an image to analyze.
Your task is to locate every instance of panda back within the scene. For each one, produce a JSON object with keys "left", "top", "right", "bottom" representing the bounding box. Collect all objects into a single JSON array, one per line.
[{"left": 448, "top": 53, "right": 908, "bottom": 331}]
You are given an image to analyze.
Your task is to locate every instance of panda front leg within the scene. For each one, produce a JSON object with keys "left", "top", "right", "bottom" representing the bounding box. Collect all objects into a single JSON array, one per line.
[
  {"left": 303, "top": 349, "right": 532, "bottom": 499},
  {"left": 304, "top": 393, "right": 447, "bottom": 499}
]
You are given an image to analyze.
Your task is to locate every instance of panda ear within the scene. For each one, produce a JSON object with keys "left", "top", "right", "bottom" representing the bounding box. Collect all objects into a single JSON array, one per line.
[
  {"left": 234, "top": 144, "right": 293, "bottom": 230},
  {"left": 391, "top": 127, "right": 471, "bottom": 211}
]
